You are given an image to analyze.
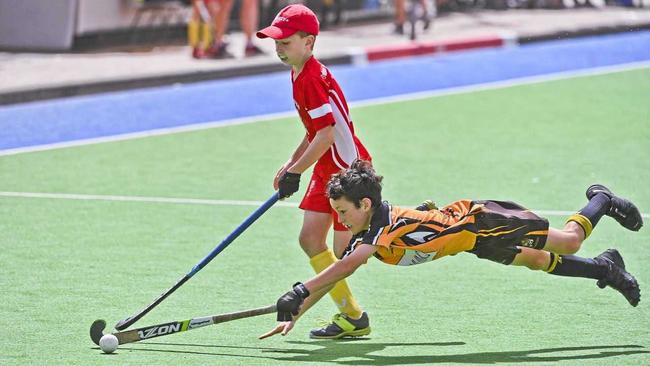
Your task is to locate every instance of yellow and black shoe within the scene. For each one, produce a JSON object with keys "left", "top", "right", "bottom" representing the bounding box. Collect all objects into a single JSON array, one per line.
[{"left": 309, "top": 312, "right": 371, "bottom": 339}]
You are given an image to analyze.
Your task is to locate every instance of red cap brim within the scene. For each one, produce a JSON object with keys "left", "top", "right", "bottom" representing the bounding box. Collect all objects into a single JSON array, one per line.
[{"left": 256, "top": 25, "right": 298, "bottom": 40}]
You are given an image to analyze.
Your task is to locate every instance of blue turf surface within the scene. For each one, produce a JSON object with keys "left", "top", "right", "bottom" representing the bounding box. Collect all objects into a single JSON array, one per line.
[{"left": 1, "top": 31, "right": 649, "bottom": 151}]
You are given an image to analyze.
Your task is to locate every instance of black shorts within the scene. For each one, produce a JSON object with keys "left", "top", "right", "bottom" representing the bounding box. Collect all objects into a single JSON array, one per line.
[{"left": 467, "top": 200, "right": 549, "bottom": 265}]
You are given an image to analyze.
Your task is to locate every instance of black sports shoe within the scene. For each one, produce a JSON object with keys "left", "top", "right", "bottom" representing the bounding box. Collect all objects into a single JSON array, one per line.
[
  {"left": 594, "top": 249, "right": 640, "bottom": 307},
  {"left": 586, "top": 184, "right": 643, "bottom": 231},
  {"left": 309, "top": 312, "right": 371, "bottom": 339},
  {"left": 415, "top": 199, "right": 438, "bottom": 211}
]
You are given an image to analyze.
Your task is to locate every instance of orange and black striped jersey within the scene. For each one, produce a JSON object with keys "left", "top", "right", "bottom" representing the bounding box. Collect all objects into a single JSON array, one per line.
[{"left": 343, "top": 200, "right": 549, "bottom": 266}]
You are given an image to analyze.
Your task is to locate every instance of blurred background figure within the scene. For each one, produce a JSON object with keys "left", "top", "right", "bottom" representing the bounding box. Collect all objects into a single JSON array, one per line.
[
  {"left": 394, "top": 0, "right": 436, "bottom": 38},
  {"left": 188, "top": 0, "right": 220, "bottom": 58},
  {"left": 203, "top": 0, "right": 234, "bottom": 58},
  {"left": 239, "top": 0, "right": 265, "bottom": 56},
  {"left": 188, "top": 0, "right": 263, "bottom": 59},
  {"left": 204, "top": 0, "right": 264, "bottom": 58},
  {"left": 320, "top": 0, "right": 342, "bottom": 29}
]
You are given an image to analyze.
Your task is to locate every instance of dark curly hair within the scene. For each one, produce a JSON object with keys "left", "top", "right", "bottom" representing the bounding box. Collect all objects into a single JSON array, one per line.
[{"left": 326, "top": 160, "right": 383, "bottom": 209}]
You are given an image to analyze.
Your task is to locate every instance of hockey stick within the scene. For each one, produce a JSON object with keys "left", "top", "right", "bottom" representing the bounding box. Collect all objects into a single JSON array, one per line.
[
  {"left": 91, "top": 304, "right": 276, "bottom": 345},
  {"left": 114, "top": 192, "right": 279, "bottom": 330}
]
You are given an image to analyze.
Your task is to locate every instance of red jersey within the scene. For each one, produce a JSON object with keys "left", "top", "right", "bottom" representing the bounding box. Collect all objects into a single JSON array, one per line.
[{"left": 292, "top": 56, "right": 370, "bottom": 177}]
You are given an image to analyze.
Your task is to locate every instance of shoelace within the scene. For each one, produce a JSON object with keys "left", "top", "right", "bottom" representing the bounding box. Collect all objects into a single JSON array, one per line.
[
  {"left": 315, "top": 318, "right": 332, "bottom": 328},
  {"left": 315, "top": 314, "right": 344, "bottom": 328}
]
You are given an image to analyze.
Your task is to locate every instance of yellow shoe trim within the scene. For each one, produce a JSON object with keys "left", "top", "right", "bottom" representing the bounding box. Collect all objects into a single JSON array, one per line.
[
  {"left": 332, "top": 314, "right": 356, "bottom": 332},
  {"left": 309, "top": 327, "right": 371, "bottom": 339}
]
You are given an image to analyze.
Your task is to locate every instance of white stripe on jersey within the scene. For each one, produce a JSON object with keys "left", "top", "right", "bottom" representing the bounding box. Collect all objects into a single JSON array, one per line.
[
  {"left": 371, "top": 229, "right": 382, "bottom": 245},
  {"left": 308, "top": 103, "right": 333, "bottom": 119},
  {"left": 343, "top": 237, "right": 363, "bottom": 259},
  {"left": 328, "top": 90, "right": 358, "bottom": 169},
  {"left": 329, "top": 89, "right": 350, "bottom": 123}
]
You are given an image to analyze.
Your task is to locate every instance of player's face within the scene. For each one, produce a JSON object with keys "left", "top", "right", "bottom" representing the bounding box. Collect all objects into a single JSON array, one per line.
[
  {"left": 330, "top": 196, "right": 373, "bottom": 234},
  {"left": 274, "top": 33, "right": 313, "bottom": 66}
]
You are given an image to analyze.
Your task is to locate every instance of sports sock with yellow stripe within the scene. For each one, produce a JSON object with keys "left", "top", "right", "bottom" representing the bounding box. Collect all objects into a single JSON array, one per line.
[
  {"left": 310, "top": 249, "right": 363, "bottom": 319},
  {"left": 566, "top": 193, "right": 610, "bottom": 238},
  {"left": 546, "top": 252, "right": 606, "bottom": 279}
]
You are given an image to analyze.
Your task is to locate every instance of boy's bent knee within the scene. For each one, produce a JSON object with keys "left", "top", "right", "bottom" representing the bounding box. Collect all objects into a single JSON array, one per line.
[
  {"left": 554, "top": 237, "right": 582, "bottom": 255},
  {"left": 298, "top": 232, "right": 328, "bottom": 257},
  {"left": 562, "top": 240, "right": 582, "bottom": 255}
]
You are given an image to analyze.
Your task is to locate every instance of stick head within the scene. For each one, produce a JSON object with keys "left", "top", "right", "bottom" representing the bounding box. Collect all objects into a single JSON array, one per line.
[
  {"left": 114, "top": 317, "right": 133, "bottom": 331},
  {"left": 90, "top": 319, "right": 107, "bottom": 346}
]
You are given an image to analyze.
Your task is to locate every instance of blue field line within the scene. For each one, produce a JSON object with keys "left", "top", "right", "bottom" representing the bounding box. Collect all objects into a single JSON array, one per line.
[{"left": 1, "top": 31, "right": 649, "bottom": 152}]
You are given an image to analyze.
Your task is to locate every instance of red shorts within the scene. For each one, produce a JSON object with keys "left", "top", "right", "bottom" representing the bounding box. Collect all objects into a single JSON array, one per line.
[{"left": 299, "top": 170, "right": 347, "bottom": 231}]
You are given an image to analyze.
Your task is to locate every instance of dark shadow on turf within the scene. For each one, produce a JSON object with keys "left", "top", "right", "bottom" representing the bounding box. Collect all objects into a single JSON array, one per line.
[
  {"left": 270, "top": 343, "right": 649, "bottom": 364},
  {"left": 101, "top": 341, "right": 461, "bottom": 360},
  {"left": 104, "top": 342, "right": 648, "bottom": 364}
]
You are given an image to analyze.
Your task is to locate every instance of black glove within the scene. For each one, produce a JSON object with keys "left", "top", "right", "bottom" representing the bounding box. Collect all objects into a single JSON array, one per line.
[
  {"left": 278, "top": 172, "right": 301, "bottom": 199},
  {"left": 415, "top": 199, "right": 437, "bottom": 211},
  {"left": 276, "top": 282, "right": 310, "bottom": 321}
]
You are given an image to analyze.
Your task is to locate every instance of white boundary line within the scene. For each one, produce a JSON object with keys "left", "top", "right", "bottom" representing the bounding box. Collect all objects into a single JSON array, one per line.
[
  {"left": 1, "top": 60, "right": 649, "bottom": 157},
  {"left": 0, "top": 191, "right": 297, "bottom": 208},
  {"left": 2, "top": 191, "right": 648, "bottom": 218}
]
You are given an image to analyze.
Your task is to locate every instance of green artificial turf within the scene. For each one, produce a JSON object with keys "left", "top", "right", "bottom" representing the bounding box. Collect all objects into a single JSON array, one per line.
[{"left": 1, "top": 67, "right": 649, "bottom": 365}]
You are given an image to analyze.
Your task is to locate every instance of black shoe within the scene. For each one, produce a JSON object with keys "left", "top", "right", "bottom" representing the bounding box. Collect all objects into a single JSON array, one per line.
[
  {"left": 586, "top": 184, "right": 643, "bottom": 231},
  {"left": 594, "top": 249, "right": 640, "bottom": 307},
  {"left": 309, "top": 312, "right": 371, "bottom": 339}
]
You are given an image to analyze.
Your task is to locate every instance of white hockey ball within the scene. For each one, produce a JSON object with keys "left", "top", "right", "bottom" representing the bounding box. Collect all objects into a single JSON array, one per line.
[{"left": 99, "top": 334, "right": 119, "bottom": 354}]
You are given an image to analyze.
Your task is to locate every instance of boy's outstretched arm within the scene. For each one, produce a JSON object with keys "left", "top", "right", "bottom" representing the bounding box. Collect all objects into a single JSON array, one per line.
[
  {"left": 303, "top": 243, "right": 377, "bottom": 294},
  {"left": 259, "top": 243, "right": 377, "bottom": 338},
  {"left": 258, "top": 283, "right": 335, "bottom": 339}
]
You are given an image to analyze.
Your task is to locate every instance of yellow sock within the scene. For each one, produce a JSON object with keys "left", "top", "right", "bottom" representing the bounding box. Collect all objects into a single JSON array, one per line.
[
  {"left": 188, "top": 20, "right": 200, "bottom": 47},
  {"left": 200, "top": 22, "right": 213, "bottom": 49},
  {"left": 310, "top": 249, "right": 363, "bottom": 319}
]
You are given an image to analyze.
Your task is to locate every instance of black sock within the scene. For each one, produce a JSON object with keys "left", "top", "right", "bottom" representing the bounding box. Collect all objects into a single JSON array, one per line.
[
  {"left": 578, "top": 193, "right": 610, "bottom": 228},
  {"left": 547, "top": 253, "right": 606, "bottom": 279}
]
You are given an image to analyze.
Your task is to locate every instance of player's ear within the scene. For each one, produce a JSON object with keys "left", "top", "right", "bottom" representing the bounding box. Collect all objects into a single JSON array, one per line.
[
  {"left": 361, "top": 197, "right": 372, "bottom": 212},
  {"left": 306, "top": 35, "right": 315, "bottom": 48}
]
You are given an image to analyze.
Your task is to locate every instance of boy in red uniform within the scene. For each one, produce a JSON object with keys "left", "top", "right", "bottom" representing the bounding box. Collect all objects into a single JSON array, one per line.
[
  {"left": 262, "top": 160, "right": 642, "bottom": 338},
  {"left": 256, "top": 5, "right": 372, "bottom": 339}
]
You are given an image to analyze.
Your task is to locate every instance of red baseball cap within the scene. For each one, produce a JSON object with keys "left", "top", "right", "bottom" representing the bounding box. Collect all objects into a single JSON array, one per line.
[{"left": 256, "top": 4, "right": 319, "bottom": 40}]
